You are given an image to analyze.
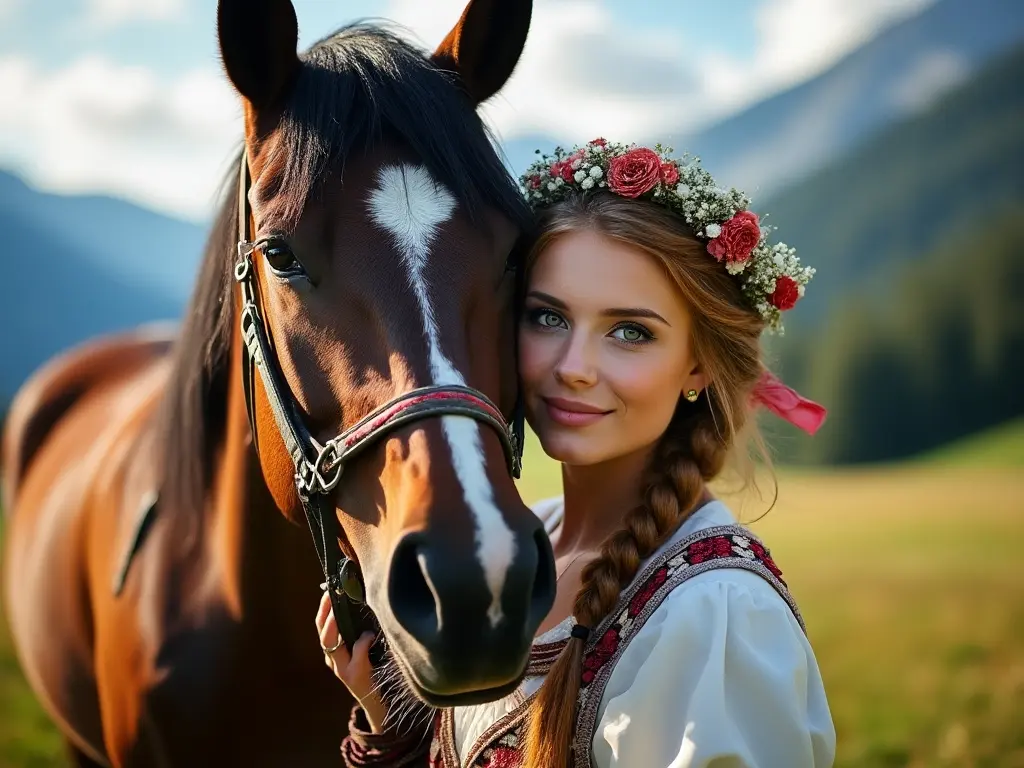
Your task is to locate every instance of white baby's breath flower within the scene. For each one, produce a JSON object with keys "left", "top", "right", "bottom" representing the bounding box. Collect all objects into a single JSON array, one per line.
[
  {"left": 574, "top": 169, "right": 587, "bottom": 183},
  {"left": 555, "top": 177, "right": 565, "bottom": 187},
  {"left": 581, "top": 177, "right": 595, "bottom": 190},
  {"left": 547, "top": 181, "right": 557, "bottom": 192},
  {"left": 705, "top": 223, "right": 722, "bottom": 238},
  {"left": 590, "top": 166, "right": 603, "bottom": 179}
]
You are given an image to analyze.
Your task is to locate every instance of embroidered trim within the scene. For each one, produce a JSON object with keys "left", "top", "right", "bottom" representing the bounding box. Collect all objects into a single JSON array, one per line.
[
  {"left": 572, "top": 525, "right": 802, "bottom": 768},
  {"left": 437, "top": 524, "right": 800, "bottom": 768}
]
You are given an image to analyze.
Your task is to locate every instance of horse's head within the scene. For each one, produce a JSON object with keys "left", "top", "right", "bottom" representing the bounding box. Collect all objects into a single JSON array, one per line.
[{"left": 215, "top": 0, "right": 555, "bottom": 705}]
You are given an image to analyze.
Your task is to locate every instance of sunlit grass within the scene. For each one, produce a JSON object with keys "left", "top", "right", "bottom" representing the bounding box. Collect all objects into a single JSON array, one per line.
[{"left": 2, "top": 434, "right": 1022, "bottom": 766}]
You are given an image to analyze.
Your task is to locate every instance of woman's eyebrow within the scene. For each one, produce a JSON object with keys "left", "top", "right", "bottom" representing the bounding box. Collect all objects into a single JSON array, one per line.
[
  {"left": 525, "top": 290, "right": 568, "bottom": 309},
  {"left": 600, "top": 307, "right": 670, "bottom": 326},
  {"left": 526, "top": 291, "right": 670, "bottom": 326}
]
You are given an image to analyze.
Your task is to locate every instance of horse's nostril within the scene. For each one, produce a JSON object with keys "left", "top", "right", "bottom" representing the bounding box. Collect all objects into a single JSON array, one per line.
[
  {"left": 388, "top": 533, "right": 440, "bottom": 640},
  {"left": 529, "top": 526, "right": 557, "bottom": 627}
]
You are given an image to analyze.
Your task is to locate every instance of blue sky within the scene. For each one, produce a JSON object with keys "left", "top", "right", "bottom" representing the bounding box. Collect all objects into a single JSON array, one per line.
[{"left": 0, "top": 0, "right": 931, "bottom": 220}]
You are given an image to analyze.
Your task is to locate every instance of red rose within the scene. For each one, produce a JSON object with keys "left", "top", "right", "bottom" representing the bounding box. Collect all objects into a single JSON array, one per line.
[
  {"left": 661, "top": 162, "right": 679, "bottom": 186},
  {"left": 707, "top": 210, "right": 761, "bottom": 264},
  {"left": 560, "top": 163, "right": 575, "bottom": 183},
  {"left": 607, "top": 148, "right": 662, "bottom": 198},
  {"left": 548, "top": 162, "right": 560, "bottom": 178},
  {"left": 770, "top": 276, "right": 800, "bottom": 310},
  {"left": 529, "top": 175, "right": 541, "bottom": 189},
  {"left": 590, "top": 137, "right": 608, "bottom": 147}
]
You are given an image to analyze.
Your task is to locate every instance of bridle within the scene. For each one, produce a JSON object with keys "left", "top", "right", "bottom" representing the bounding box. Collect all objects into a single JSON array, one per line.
[{"left": 233, "top": 152, "right": 526, "bottom": 654}]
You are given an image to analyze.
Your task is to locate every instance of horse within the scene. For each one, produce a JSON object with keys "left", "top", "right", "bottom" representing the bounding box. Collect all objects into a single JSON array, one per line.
[{"left": 0, "top": 0, "right": 557, "bottom": 764}]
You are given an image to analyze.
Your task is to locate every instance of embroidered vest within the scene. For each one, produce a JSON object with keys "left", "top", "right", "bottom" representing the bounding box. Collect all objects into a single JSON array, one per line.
[{"left": 427, "top": 525, "right": 804, "bottom": 768}]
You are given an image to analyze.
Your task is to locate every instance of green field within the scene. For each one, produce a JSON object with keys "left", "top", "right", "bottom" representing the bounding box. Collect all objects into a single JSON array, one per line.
[{"left": 2, "top": 435, "right": 1022, "bottom": 767}]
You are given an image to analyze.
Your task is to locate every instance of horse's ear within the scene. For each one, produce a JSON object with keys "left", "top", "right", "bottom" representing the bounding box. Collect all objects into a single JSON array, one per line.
[
  {"left": 217, "top": 0, "right": 300, "bottom": 110},
  {"left": 432, "top": 0, "right": 532, "bottom": 106}
]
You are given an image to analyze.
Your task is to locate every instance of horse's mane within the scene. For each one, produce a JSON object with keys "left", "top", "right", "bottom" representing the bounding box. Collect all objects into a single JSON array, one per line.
[{"left": 156, "top": 22, "right": 533, "bottom": 526}]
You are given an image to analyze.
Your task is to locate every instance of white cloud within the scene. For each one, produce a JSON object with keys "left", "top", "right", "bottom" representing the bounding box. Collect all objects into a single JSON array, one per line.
[
  {"left": 85, "top": 0, "right": 184, "bottom": 27},
  {"left": 0, "top": 55, "right": 241, "bottom": 220},
  {"left": 747, "top": 0, "right": 936, "bottom": 95},
  {"left": 386, "top": 0, "right": 937, "bottom": 145},
  {"left": 0, "top": 0, "right": 940, "bottom": 220}
]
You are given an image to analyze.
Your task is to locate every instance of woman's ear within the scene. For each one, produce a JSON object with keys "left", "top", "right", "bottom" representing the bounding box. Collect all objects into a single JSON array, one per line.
[{"left": 682, "top": 363, "right": 709, "bottom": 402}]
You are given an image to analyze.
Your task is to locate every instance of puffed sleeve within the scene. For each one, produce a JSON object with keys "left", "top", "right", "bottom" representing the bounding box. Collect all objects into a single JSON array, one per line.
[{"left": 590, "top": 569, "right": 836, "bottom": 768}]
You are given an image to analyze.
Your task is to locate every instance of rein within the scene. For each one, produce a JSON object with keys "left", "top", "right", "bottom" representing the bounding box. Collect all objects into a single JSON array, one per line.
[{"left": 232, "top": 152, "right": 526, "bottom": 654}]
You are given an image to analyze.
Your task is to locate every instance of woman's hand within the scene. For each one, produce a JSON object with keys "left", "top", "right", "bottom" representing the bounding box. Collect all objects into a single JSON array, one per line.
[{"left": 316, "top": 591, "right": 389, "bottom": 733}]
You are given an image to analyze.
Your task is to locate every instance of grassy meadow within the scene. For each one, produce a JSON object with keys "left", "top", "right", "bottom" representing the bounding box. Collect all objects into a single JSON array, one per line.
[{"left": 1, "top": 425, "right": 1022, "bottom": 767}]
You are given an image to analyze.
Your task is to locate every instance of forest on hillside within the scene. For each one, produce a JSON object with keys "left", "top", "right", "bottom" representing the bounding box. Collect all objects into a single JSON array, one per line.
[{"left": 763, "top": 45, "right": 1024, "bottom": 464}]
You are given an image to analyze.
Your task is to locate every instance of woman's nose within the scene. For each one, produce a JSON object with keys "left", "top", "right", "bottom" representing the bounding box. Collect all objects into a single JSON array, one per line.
[{"left": 554, "top": 332, "right": 597, "bottom": 387}]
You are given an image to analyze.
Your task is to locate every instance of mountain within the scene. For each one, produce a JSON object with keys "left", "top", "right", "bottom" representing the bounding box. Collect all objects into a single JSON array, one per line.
[
  {"left": 760, "top": 42, "right": 1024, "bottom": 324},
  {"left": 0, "top": 172, "right": 207, "bottom": 303},
  {"left": 0, "top": 175, "right": 208, "bottom": 401},
  {"left": 759, "top": 45, "right": 1024, "bottom": 464},
  {"left": 671, "top": 0, "right": 1024, "bottom": 197}
]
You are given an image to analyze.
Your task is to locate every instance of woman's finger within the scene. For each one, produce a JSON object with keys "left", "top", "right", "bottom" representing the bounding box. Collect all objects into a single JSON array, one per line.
[
  {"left": 349, "top": 631, "right": 376, "bottom": 671},
  {"left": 315, "top": 591, "right": 332, "bottom": 632}
]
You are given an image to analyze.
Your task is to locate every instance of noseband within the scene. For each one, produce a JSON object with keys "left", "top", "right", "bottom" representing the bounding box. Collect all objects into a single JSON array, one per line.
[{"left": 233, "top": 153, "right": 526, "bottom": 653}]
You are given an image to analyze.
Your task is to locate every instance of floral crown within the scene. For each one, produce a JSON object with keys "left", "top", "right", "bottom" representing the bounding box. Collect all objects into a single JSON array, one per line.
[{"left": 519, "top": 138, "right": 814, "bottom": 333}]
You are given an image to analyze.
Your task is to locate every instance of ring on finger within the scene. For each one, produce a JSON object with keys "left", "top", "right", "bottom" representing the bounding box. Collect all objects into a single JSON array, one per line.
[{"left": 321, "top": 636, "right": 344, "bottom": 654}]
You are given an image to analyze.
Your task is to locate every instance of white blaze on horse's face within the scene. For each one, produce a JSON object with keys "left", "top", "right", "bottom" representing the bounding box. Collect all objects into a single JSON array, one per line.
[{"left": 368, "top": 163, "right": 516, "bottom": 628}]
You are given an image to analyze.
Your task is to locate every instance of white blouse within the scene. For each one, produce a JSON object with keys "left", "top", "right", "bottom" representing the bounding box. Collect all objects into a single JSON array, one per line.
[{"left": 451, "top": 498, "right": 836, "bottom": 768}]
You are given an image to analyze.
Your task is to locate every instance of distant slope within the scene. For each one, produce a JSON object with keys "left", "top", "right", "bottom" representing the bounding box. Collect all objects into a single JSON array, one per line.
[
  {"left": 497, "top": 0, "right": 1024, "bottom": 201},
  {"left": 771, "top": 199, "right": 1024, "bottom": 466},
  {"left": 680, "top": 0, "right": 1024, "bottom": 196},
  {"left": 0, "top": 175, "right": 202, "bottom": 400},
  {"left": 0, "top": 209, "right": 183, "bottom": 400},
  {"left": 916, "top": 418, "right": 1024, "bottom": 466},
  {"left": 0, "top": 171, "right": 206, "bottom": 303},
  {"left": 762, "top": 42, "right": 1024, "bottom": 323}
]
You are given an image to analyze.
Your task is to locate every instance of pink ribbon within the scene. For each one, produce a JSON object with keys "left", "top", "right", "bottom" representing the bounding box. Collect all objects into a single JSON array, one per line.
[{"left": 751, "top": 371, "right": 827, "bottom": 436}]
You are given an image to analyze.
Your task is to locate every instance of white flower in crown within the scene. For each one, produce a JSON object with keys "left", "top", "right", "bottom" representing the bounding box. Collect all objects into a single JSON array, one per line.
[{"left": 518, "top": 137, "right": 815, "bottom": 333}]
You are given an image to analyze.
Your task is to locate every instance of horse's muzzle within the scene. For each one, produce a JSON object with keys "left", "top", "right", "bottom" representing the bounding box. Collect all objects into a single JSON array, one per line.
[{"left": 384, "top": 517, "right": 556, "bottom": 703}]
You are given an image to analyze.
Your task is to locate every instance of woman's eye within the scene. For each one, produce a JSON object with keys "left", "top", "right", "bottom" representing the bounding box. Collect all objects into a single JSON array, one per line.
[
  {"left": 611, "top": 324, "right": 652, "bottom": 344},
  {"left": 534, "top": 310, "right": 565, "bottom": 329},
  {"left": 263, "top": 242, "right": 301, "bottom": 275}
]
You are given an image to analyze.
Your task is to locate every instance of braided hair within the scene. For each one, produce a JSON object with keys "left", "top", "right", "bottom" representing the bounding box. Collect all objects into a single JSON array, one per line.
[{"left": 520, "top": 191, "right": 769, "bottom": 768}]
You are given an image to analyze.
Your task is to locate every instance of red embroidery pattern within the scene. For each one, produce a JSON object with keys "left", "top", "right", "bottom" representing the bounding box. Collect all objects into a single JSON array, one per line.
[
  {"left": 433, "top": 526, "right": 798, "bottom": 768},
  {"left": 479, "top": 737, "right": 522, "bottom": 767},
  {"left": 628, "top": 566, "right": 667, "bottom": 618},
  {"left": 579, "top": 531, "right": 790, "bottom": 697},
  {"left": 580, "top": 625, "right": 619, "bottom": 685}
]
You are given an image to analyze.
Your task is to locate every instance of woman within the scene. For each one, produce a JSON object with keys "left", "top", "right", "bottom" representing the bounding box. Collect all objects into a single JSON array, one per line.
[{"left": 317, "top": 139, "right": 836, "bottom": 767}]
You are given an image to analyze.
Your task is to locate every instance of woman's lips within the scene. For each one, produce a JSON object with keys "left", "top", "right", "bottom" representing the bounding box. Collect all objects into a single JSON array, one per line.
[{"left": 542, "top": 397, "right": 612, "bottom": 428}]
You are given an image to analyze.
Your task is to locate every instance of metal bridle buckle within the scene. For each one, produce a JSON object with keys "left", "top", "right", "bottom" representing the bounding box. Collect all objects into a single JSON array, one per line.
[
  {"left": 297, "top": 442, "right": 345, "bottom": 497},
  {"left": 313, "top": 441, "right": 345, "bottom": 493}
]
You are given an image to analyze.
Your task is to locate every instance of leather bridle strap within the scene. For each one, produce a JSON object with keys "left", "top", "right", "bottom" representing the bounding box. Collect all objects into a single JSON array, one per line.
[{"left": 232, "top": 151, "right": 525, "bottom": 654}]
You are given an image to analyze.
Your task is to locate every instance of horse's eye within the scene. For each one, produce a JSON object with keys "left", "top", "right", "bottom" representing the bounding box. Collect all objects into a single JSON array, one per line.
[{"left": 263, "top": 242, "right": 301, "bottom": 275}]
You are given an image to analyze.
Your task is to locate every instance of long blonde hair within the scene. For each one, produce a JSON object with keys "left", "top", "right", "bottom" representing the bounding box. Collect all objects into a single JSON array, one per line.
[{"left": 521, "top": 191, "right": 770, "bottom": 768}]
